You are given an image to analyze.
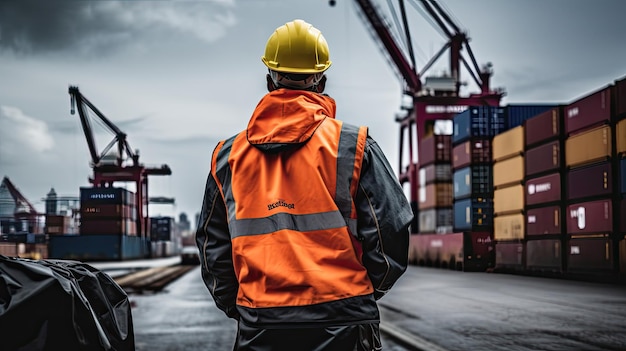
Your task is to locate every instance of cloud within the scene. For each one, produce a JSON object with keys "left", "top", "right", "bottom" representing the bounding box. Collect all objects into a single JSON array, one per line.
[
  {"left": 0, "top": 0, "right": 237, "bottom": 55},
  {"left": 0, "top": 106, "right": 55, "bottom": 160}
]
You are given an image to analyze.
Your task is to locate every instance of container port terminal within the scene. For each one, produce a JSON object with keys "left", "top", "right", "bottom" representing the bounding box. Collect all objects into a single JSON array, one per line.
[{"left": 1, "top": 1, "right": 625, "bottom": 350}]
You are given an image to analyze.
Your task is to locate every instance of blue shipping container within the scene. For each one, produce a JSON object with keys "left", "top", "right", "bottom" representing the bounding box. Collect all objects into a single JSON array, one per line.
[
  {"left": 48, "top": 234, "right": 150, "bottom": 261},
  {"left": 453, "top": 165, "right": 493, "bottom": 199},
  {"left": 453, "top": 197, "right": 494, "bottom": 231},
  {"left": 452, "top": 106, "right": 506, "bottom": 144},
  {"left": 506, "top": 104, "right": 557, "bottom": 129}
]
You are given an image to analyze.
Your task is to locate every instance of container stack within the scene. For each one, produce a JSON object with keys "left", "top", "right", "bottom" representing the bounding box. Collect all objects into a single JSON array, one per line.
[
  {"left": 150, "top": 216, "right": 177, "bottom": 257},
  {"left": 79, "top": 187, "right": 137, "bottom": 236},
  {"left": 615, "top": 77, "right": 626, "bottom": 274},
  {"left": 492, "top": 125, "right": 526, "bottom": 270},
  {"left": 523, "top": 107, "right": 566, "bottom": 272},
  {"left": 417, "top": 134, "right": 453, "bottom": 233},
  {"left": 563, "top": 86, "right": 616, "bottom": 272}
]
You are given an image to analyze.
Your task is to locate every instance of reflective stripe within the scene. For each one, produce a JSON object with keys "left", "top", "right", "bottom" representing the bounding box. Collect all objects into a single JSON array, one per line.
[
  {"left": 230, "top": 210, "right": 346, "bottom": 238},
  {"left": 336, "top": 124, "right": 367, "bottom": 237}
]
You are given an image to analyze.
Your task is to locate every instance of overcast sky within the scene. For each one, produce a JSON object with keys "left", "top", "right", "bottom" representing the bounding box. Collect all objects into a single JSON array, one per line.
[{"left": 1, "top": 0, "right": 624, "bottom": 222}]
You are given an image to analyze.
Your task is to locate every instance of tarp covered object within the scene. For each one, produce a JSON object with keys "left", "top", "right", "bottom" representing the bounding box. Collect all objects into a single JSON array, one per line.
[{"left": 0, "top": 255, "right": 135, "bottom": 350}]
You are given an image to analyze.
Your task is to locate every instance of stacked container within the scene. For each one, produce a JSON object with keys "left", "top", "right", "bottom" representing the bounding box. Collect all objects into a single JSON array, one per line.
[
  {"left": 492, "top": 125, "right": 526, "bottom": 270},
  {"left": 523, "top": 107, "right": 566, "bottom": 272},
  {"left": 614, "top": 77, "right": 626, "bottom": 274},
  {"left": 563, "top": 86, "right": 617, "bottom": 272},
  {"left": 417, "top": 134, "right": 453, "bottom": 233},
  {"left": 79, "top": 187, "right": 137, "bottom": 236}
]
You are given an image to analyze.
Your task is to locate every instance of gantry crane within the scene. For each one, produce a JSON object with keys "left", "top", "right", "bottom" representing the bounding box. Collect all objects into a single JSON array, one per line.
[
  {"left": 332, "top": 0, "right": 505, "bottom": 232},
  {"left": 69, "top": 86, "right": 172, "bottom": 238}
]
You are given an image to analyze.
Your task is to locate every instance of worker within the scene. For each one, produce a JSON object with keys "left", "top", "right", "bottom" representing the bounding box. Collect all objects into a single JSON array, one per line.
[{"left": 196, "top": 19, "right": 413, "bottom": 351}]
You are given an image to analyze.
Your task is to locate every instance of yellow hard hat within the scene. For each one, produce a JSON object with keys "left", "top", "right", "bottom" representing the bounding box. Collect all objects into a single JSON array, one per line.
[{"left": 262, "top": 19, "right": 332, "bottom": 74}]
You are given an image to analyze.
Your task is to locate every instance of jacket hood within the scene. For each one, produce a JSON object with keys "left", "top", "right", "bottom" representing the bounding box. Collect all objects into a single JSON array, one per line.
[{"left": 247, "top": 89, "right": 337, "bottom": 153}]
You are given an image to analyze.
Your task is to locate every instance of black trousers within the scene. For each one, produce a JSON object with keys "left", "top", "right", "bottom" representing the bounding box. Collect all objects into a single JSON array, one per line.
[{"left": 234, "top": 322, "right": 382, "bottom": 351}]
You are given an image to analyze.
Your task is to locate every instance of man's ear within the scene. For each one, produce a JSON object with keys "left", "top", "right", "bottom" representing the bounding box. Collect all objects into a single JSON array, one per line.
[
  {"left": 266, "top": 74, "right": 277, "bottom": 92},
  {"left": 315, "top": 75, "right": 327, "bottom": 93}
]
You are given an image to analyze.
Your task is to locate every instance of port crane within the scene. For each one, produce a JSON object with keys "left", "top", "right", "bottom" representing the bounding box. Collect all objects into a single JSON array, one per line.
[
  {"left": 331, "top": 0, "right": 505, "bottom": 231},
  {"left": 68, "top": 86, "right": 172, "bottom": 238}
]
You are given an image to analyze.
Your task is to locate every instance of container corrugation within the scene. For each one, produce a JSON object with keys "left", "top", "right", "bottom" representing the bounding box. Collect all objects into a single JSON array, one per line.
[
  {"left": 525, "top": 172, "right": 562, "bottom": 206},
  {"left": 567, "top": 161, "right": 612, "bottom": 200},
  {"left": 492, "top": 125, "right": 524, "bottom": 162},
  {"left": 80, "top": 218, "right": 137, "bottom": 235},
  {"left": 524, "top": 107, "right": 562, "bottom": 147},
  {"left": 419, "top": 164, "right": 452, "bottom": 185},
  {"left": 525, "top": 141, "right": 561, "bottom": 177},
  {"left": 419, "top": 183, "right": 453, "bottom": 209},
  {"left": 565, "top": 86, "right": 612, "bottom": 135},
  {"left": 453, "top": 165, "right": 493, "bottom": 199},
  {"left": 418, "top": 208, "right": 453, "bottom": 234},
  {"left": 452, "top": 106, "right": 506, "bottom": 145},
  {"left": 526, "top": 239, "right": 562, "bottom": 271},
  {"left": 565, "top": 125, "right": 612, "bottom": 168},
  {"left": 566, "top": 199, "right": 613, "bottom": 234},
  {"left": 493, "top": 156, "right": 524, "bottom": 188},
  {"left": 617, "top": 119, "right": 626, "bottom": 155},
  {"left": 622, "top": 157, "right": 626, "bottom": 194},
  {"left": 48, "top": 234, "right": 150, "bottom": 261},
  {"left": 494, "top": 185, "right": 525, "bottom": 214},
  {"left": 80, "top": 204, "right": 135, "bottom": 219},
  {"left": 494, "top": 213, "right": 525, "bottom": 240},
  {"left": 495, "top": 241, "right": 524, "bottom": 269},
  {"left": 567, "top": 236, "right": 614, "bottom": 271},
  {"left": 80, "top": 187, "right": 133, "bottom": 205},
  {"left": 526, "top": 205, "right": 562, "bottom": 236},
  {"left": 506, "top": 104, "right": 557, "bottom": 129},
  {"left": 452, "top": 139, "right": 492, "bottom": 169},
  {"left": 615, "top": 76, "right": 626, "bottom": 117},
  {"left": 419, "top": 134, "right": 451, "bottom": 166},
  {"left": 453, "top": 197, "right": 493, "bottom": 231}
]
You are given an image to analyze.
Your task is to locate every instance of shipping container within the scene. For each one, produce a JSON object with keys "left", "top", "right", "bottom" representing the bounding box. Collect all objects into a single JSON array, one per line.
[
  {"left": 567, "top": 235, "right": 614, "bottom": 271},
  {"left": 495, "top": 241, "right": 524, "bottom": 270},
  {"left": 494, "top": 213, "right": 525, "bottom": 241},
  {"left": 524, "top": 107, "right": 562, "bottom": 147},
  {"left": 615, "top": 76, "right": 626, "bottom": 118},
  {"left": 525, "top": 172, "right": 562, "bottom": 206},
  {"left": 81, "top": 204, "right": 135, "bottom": 219},
  {"left": 452, "top": 106, "right": 506, "bottom": 145},
  {"left": 525, "top": 141, "right": 561, "bottom": 177},
  {"left": 0, "top": 243, "right": 18, "bottom": 257},
  {"left": 565, "top": 125, "right": 612, "bottom": 168},
  {"left": 150, "top": 216, "right": 175, "bottom": 241},
  {"left": 418, "top": 208, "right": 453, "bottom": 234},
  {"left": 492, "top": 125, "right": 524, "bottom": 162},
  {"left": 419, "top": 183, "right": 453, "bottom": 209},
  {"left": 618, "top": 119, "right": 626, "bottom": 155},
  {"left": 567, "top": 161, "right": 612, "bottom": 200},
  {"left": 419, "top": 164, "right": 452, "bottom": 185},
  {"left": 453, "top": 197, "right": 493, "bottom": 231},
  {"left": 526, "top": 205, "right": 562, "bottom": 236},
  {"left": 79, "top": 187, "right": 133, "bottom": 205},
  {"left": 453, "top": 165, "right": 493, "bottom": 199},
  {"left": 494, "top": 184, "right": 525, "bottom": 214},
  {"left": 506, "top": 104, "right": 557, "bottom": 129},
  {"left": 493, "top": 156, "right": 524, "bottom": 189},
  {"left": 526, "top": 238, "right": 562, "bottom": 271},
  {"left": 566, "top": 199, "right": 613, "bottom": 234},
  {"left": 565, "top": 86, "right": 612, "bottom": 135},
  {"left": 452, "top": 139, "right": 491, "bottom": 169},
  {"left": 409, "top": 232, "right": 493, "bottom": 271},
  {"left": 80, "top": 218, "right": 136, "bottom": 235},
  {"left": 48, "top": 234, "right": 150, "bottom": 261},
  {"left": 419, "top": 134, "right": 451, "bottom": 166}
]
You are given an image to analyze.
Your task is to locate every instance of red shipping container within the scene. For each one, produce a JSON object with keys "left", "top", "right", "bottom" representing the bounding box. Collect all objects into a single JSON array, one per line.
[
  {"left": 565, "top": 86, "right": 612, "bottom": 135},
  {"left": 419, "top": 135, "right": 451, "bottom": 166},
  {"left": 567, "top": 236, "right": 614, "bottom": 271},
  {"left": 525, "top": 107, "right": 561, "bottom": 147},
  {"left": 418, "top": 183, "right": 453, "bottom": 209},
  {"left": 526, "top": 239, "right": 562, "bottom": 271},
  {"left": 80, "top": 219, "right": 133, "bottom": 235},
  {"left": 81, "top": 204, "right": 131, "bottom": 219},
  {"left": 495, "top": 241, "right": 524, "bottom": 269},
  {"left": 525, "top": 172, "right": 561, "bottom": 206},
  {"left": 526, "top": 205, "right": 562, "bottom": 236},
  {"left": 452, "top": 139, "right": 491, "bottom": 170},
  {"left": 615, "top": 76, "right": 626, "bottom": 117},
  {"left": 567, "top": 199, "right": 613, "bottom": 234},
  {"left": 567, "top": 161, "right": 612, "bottom": 200},
  {"left": 525, "top": 141, "right": 561, "bottom": 177}
]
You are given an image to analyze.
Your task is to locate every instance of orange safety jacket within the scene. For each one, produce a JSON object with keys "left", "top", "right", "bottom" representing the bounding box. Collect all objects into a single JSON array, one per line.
[{"left": 197, "top": 89, "right": 412, "bottom": 328}]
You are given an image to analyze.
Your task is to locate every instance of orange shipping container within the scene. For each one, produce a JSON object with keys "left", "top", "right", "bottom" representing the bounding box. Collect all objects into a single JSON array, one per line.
[
  {"left": 418, "top": 183, "right": 453, "bottom": 210},
  {"left": 617, "top": 119, "right": 626, "bottom": 155},
  {"left": 492, "top": 125, "right": 524, "bottom": 162},
  {"left": 494, "top": 213, "right": 525, "bottom": 241},
  {"left": 494, "top": 184, "right": 525, "bottom": 214},
  {"left": 493, "top": 156, "right": 524, "bottom": 188},
  {"left": 565, "top": 125, "right": 612, "bottom": 168}
]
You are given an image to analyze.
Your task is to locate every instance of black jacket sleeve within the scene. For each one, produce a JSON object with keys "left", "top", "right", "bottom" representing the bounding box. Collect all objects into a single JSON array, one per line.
[
  {"left": 195, "top": 173, "right": 240, "bottom": 320},
  {"left": 356, "top": 137, "right": 413, "bottom": 300}
]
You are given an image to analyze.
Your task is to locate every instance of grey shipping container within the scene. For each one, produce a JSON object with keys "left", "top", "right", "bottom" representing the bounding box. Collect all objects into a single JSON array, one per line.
[
  {"left": 419, "top": 164, "right": 452, "bottom": 185},
  {"left": 80, "top": 187, "right": 132, "bottom": 205},
  {"left": 565, "top": 86, "right": 612, "bottom": 135},
  {"left": 567, "top": 161, "right": 612, "bottom": 200},
  {"left": 526, "top": 205, "right": 562, "bottom": 236},
  {"left": 566, "top": 199, "right": 613, "bottom": 234},
  {"left": 526, "top": 238, "right": 562, "bottom": 271},
  {"left": 418, "top": 208, "right": 453, "bottom": 234},
  {"left": 525, "top": 140, "right": 561, "bottom": 177},
  {"left": 525, "top": 172, "right": 561, "bottom": 206},
  {"left": 524, "top": 107, "right": 562, "bottom": 147},
  {"left": 567, "top": 236, "right": 614, "bottom": 271}
]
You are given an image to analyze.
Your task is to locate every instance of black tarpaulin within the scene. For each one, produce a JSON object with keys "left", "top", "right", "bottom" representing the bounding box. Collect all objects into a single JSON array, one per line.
[{"left": 0, "top": 255, "right": 135, "bottom": 350}]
